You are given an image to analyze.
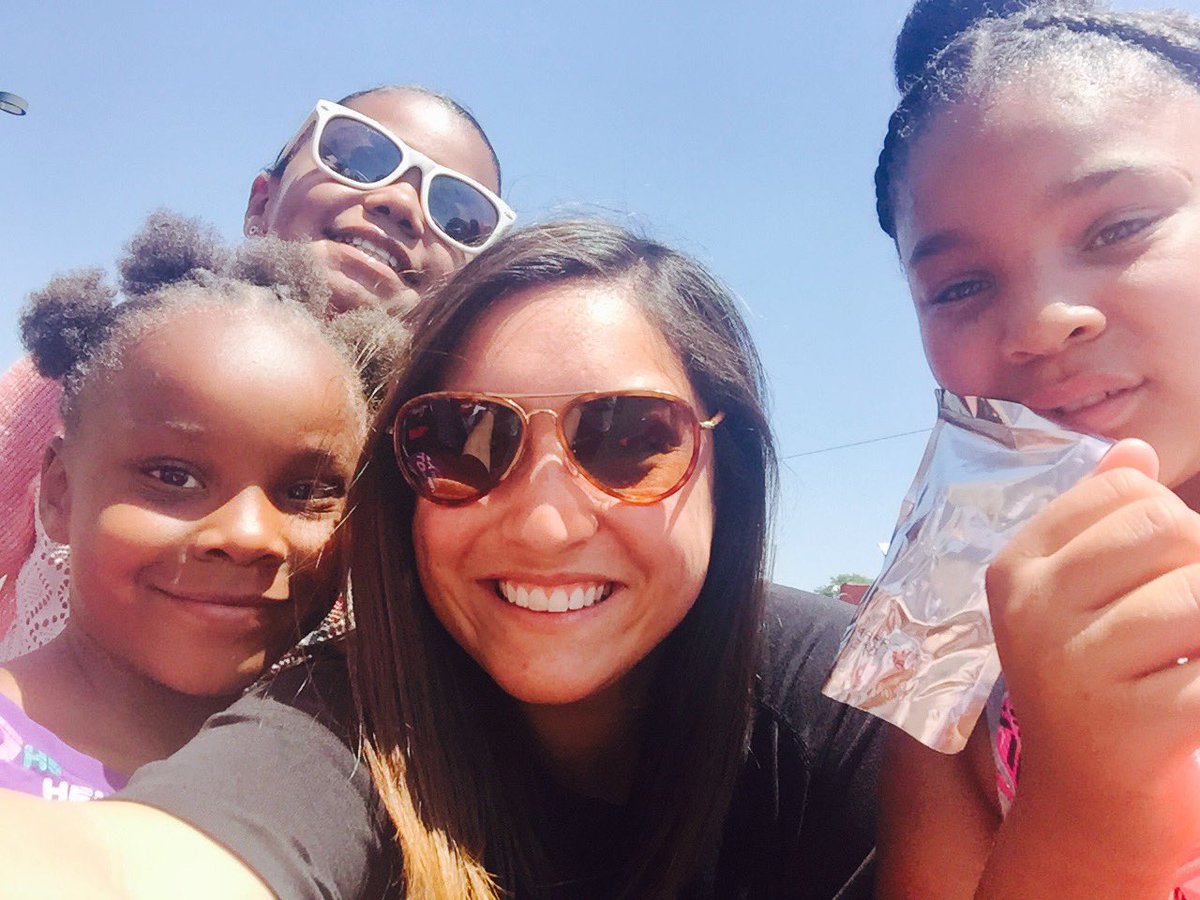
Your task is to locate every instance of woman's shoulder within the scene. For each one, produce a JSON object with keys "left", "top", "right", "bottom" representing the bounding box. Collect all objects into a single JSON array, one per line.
[
  {"left": 719, "top": 585, "right": 883, "bottom": 899},
  {"left": 760, "top": 582, "right": 855, "bottom": 645},
  {"left": 118, "top": 645, "right": 395, "bottom": 899},
  {"left": 247, "top": 644, "right": 355, "bottom": 732},
  {"left": 752, "top": 582, "right": 883, "bottom": 764},
  {"left": 131, "top": 644, "right": 358, "bottom": 780},
  {"left": 754, "top": 583, "right": 861, "bottom": 733}
]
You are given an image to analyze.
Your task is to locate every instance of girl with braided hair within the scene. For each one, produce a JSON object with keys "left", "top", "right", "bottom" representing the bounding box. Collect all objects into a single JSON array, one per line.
[
  {"left": 872, "top": 1, "right": 1200, "bottom": 897},
  {"left": 0, "top": 211, "right": 401, "bottom": 803},
  {"left": 0, "top": 84, "right": 511, "bottom": 660}
]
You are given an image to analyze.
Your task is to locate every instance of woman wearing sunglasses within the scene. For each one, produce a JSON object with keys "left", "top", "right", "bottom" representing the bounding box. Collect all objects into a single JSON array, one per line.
[
  {"left": 0, "top": 219, "right": 882, "bottom": 899},
  {"left": 0, "top": 84, "right": 512, "bottom": 660}
]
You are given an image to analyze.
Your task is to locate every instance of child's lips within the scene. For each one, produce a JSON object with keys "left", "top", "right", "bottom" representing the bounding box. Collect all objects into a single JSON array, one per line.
[
  {"left": 154, "top": 587, "right": 286, "bottom": 625},
  {"left": 167, "top": 593, "right": 277, "bottom": 607},
  {"left": 1026, "top": 377, "right": 1145, "bottom": 435}
]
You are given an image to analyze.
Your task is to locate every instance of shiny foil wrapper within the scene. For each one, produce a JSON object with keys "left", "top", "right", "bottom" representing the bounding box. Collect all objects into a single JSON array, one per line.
[{"left": 822, "top": 391, "right": 1110, "bottom": 753}]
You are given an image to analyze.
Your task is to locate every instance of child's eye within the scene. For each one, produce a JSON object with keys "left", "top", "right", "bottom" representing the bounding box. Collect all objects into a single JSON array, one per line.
[
  {"left": 1085, "top": 215, "right": 1157, "bottom": 251},
  {"left": 147, "top": 465, "right": 201, "bottom": 490},
  {"left": 930, "top": 277, "right": 991, "bottom": 306},
  {"left": 286, "top": 481, "right": 345, "bottom": 507}
]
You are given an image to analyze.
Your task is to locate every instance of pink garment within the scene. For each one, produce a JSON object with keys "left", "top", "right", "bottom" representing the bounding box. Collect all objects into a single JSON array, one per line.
[
  {"left": 0, "top": 358, "right": 62, "bottom": 642},
  {"left": 992, "top": 689, "right": 1200, "bottom": 899},
  {"left": 992, "top": 692, "right": 1020, "bottom": 815}
]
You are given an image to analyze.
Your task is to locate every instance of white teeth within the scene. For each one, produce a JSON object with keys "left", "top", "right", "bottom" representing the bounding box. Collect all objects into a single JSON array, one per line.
[
  {"left": 498, "top": 580, "right": 613, "bottom": 613},
  {"left": 568, "top": 587, "right": 585, "bottom": 610},
  {"left": 337, "top": 235, "right": 401, "bottom": 273},
  {"left": 528, "top": 587, "right": 549, "bottom": 612}
]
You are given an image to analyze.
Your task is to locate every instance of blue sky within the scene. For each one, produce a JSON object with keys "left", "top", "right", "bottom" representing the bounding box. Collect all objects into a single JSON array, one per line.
[{"left": 3, "top": 1, "right": 1188, "bottom": 591}]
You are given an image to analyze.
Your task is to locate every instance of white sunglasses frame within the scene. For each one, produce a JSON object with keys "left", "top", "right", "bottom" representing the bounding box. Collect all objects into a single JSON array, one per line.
[{"left": 272, "top": 99, "right": 516, "bottom": 255}]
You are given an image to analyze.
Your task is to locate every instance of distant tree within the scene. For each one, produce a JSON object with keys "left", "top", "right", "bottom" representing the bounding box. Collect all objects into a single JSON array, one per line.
[{"left": 815, "top": 572, "right": 872, "bottom": 598}]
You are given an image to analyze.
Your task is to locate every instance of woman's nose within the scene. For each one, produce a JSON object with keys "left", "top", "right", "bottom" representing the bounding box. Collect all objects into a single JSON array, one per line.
[
  {"left": 194, "top": 486, "right": 290, "bottom": 566},
  {"left": 498, "top": 422, "right": 599, "bottom": 552},
  {"left": 363, "top": 168, "right": 426, "bottom": 241}
]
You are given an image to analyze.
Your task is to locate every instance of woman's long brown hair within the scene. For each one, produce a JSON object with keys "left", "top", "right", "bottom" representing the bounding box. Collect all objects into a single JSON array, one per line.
[{"left": 347, "top": 219, "right": 777, "bottom": 898}]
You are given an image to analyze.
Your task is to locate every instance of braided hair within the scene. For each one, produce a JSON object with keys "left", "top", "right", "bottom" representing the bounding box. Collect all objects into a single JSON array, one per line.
[
  {"left": 875, "top": 0, "right": 1200, "bottom": 238},
  {"left": 20, "top": 210, "right": 408, "bottom": 430}
]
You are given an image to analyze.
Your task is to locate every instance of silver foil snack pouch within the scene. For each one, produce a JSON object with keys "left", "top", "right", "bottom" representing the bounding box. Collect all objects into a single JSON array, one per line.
[{"left": 822, "top": 391, "right": 1111, "bottom": 754}]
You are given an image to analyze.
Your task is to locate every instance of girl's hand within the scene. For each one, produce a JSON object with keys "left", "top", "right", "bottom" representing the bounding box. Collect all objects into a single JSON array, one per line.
[{"left": 985, "top": 438, "right": 1200, "bottom": 881}]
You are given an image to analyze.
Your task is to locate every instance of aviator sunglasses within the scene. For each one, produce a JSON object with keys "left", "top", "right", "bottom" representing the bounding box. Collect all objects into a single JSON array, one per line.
[
  {"left": 393, "top": 390, "right": 724, "bottom": 505},
  {"left": 273, "top": 99, "right": 517, "bottom": 254}
]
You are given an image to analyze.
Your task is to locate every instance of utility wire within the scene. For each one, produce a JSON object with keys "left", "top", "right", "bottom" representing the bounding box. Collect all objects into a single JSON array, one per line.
[{"left": 782, "top": 428, "right": 931, "bottom": 460}]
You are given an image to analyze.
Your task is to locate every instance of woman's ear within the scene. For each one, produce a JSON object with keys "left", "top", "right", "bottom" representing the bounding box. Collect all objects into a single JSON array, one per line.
[
  {"left": 39, "top": 436, "right": 71, "bottom": 544},
  {"left": 243, "top": 172, "right": 272, "bottom": 237}
]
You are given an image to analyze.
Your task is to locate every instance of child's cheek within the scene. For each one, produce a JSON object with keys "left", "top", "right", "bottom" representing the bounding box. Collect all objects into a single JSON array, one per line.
[{"left": 287, "top": 518, "right": 346, "bottom": 625}]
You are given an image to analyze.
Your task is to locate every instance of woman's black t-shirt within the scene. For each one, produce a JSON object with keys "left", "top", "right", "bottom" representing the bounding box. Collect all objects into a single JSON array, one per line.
[{"left": 118, "top": 585, "right": 883, "bottom": 899}]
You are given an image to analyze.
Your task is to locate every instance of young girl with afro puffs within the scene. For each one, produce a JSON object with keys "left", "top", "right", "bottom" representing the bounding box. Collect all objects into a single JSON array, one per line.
[
  {"left": 0, "top": 212, "right": 402, "bottom": 800},
  {"left": 0, "top": 83, "right": 510, "bottom": 661}
]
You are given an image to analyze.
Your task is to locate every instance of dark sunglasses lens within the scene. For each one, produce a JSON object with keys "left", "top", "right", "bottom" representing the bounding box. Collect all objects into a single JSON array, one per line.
[
  {"left": 397, "top": 398, "right": 523, "bottom": 502},
  {"left": 428, "top": 173, "right": 501, "bottom": 248},
  {"left": 318, "top": 116, "right": 403, "bottom": 184},
  {"left": 566, "top": 396, "right": 697, "bottom": 500}
]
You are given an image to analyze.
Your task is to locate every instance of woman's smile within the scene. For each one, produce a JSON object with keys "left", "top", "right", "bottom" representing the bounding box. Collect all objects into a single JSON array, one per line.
[{"left": 495, "top": 579, "right": 617, "bottom": 613}]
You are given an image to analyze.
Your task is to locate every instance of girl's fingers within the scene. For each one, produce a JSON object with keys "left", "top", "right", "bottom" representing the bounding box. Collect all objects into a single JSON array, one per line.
[
  {"left": 1092, "top": 438, "right": 1159, "bottom": 482},
  {"left": 1002, "top": 566, "right": 1200, "bottom": 817},
  {"left": 1076, "top": 564, "right": 1200, "bottom": 682},
  {"left": 1135, "top": 653, "right": 1200, "bottom": 725},
  {"left": 1030, "top": 491, "right": 1200, "bottom": 613},
  {"left": 999, "top": 463, "right": 1163, "bottom": 564},
  {"left": 988, "top": 442, "right": 1185, "bottom": 632},
  {"left": 988, "top": 442, "right": 1200, "bottom": 687},
  {"left": 988, "top": 470, "right": 1188, "bottom": 641}
]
